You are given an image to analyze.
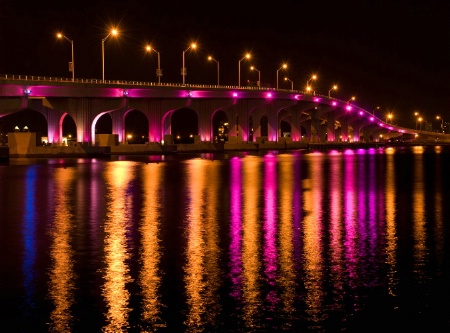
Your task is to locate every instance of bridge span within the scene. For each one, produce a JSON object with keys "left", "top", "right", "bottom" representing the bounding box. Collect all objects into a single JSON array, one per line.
[{"left": 0, "top": 74, "right": 446, "bottom": 148}]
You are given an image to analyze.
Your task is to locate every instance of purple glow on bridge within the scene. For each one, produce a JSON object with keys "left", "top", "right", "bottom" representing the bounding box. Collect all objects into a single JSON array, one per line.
[
  {"left": 266, "top": 92, "right": 273, "bottom": 98},
  {"left": 346, "top": 105, "right": 352, "bottom": 111}
]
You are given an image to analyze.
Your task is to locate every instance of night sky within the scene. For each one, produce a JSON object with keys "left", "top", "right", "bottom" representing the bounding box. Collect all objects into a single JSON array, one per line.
[{"left": 1, "top": 0, "right": 449, "bottom": 129}]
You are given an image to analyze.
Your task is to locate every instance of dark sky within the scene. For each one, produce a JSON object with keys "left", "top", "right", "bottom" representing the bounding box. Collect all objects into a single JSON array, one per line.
[{"left": 1, "top": 0, "right": 449, "bottom": 129}]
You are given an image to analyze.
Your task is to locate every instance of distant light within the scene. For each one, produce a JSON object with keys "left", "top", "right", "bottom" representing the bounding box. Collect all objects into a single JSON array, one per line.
[
  {"left": 370, "top": 117, "right": 374, "bottom": 121},
  {"left": 295, "top": 95, "right": 301, "bottom": 100}
]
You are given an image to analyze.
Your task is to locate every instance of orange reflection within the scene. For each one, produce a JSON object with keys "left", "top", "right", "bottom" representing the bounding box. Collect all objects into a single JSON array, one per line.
[
  {"left": 139, "top": 164, "right": 165, "bottom": 330},
  {"left": 102, "top": 162, "right": 135, "bottom": 332},
  {"left": 303, "top": 155, "right": 325, "bottom": 323},
  {"left": 48, "top": 168, "right": 76, "bottom": 332},
  {"left": 412, "top": 153, "right": 428, "bottom": 281},
  {"left": 278, "top": 156, "right": 296, "bottom": 322},
  {"left": 242, "top": 157, "right": 262, "bottom": 329},
  {"left": 184, "top": 159, "right": 221, "bottom": 331},
  {"left": 385, "top": 153, "right": 398, "bottom": 296}
]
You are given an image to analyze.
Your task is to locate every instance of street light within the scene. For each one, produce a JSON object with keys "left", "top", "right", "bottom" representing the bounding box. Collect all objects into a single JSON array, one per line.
[
  {"left": 145, "top": 45, "right": 161, "bottom": 84},
  {"left": 208, "top": 56, "right": 219, "bottom": 85},
  {"left": 57, "top": 33, "right": 74, "bottom": 81},
  {"left": 284, "top": 77, "right": 293, "bottom": 90},
  {"left": 386, "top": 113, "right": 393, "bottom": 124},
  {"left": 414, "top": 112, "right": 420, "bottom": 129},
  {"left": 250, "top": 66, "right": 260, "bottom": 86},
  {"left": 437, "top": 115, "right": 444, "bottom": 133},
  {"left": 238, "top": 53, "right": 251, "bottom": 87},
  {"left": 347, "top": 96, "right": 356, "bottom": 103},
  {"left": 328, "top": 84, "right": 337, "bottom": 98},
  {"left": 276, "top": 63, "right": 287, "bottom": 89},
  {"left": 102, "top": 28, "right": 119, "bottom": 81},
  {"left": 306, "top": 74, "right": 317, "bottom": 93},
  {"left": 182, "top": 43, "right": 197, "bottom": 85},
  {"left": 418, "top": 117, "right": 423, "bottom": 130}
]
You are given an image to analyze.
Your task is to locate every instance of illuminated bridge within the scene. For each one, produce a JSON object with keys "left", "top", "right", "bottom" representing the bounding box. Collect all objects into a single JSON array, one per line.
[{"left": 0, "top": 74, "right": 446, "bottom": 149}]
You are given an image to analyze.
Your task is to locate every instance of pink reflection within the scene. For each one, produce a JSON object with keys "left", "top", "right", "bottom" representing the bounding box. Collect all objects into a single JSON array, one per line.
[
  {"left": 263, "top": 154, "right": 279, "bottom": 307},
  {"left": 343, "top": 154, "right": 358, "bottom": 289},
  {"left": 229, "top": 157, "right": 243, "bottom": 299}
]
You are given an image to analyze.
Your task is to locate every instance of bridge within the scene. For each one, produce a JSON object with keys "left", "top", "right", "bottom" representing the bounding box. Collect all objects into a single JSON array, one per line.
[{"left": 1, "top": 74, "right": 448, "bottom": 152}]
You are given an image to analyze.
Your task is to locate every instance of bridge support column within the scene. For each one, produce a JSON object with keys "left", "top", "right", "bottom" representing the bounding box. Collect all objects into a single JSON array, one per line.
[
  {"left": 326, "top": 113, "right": 336, "bottom": 142},
  {"left": 340, "top": 119, "right": 349, "bottom": 142},
  {"left": 352, "top": 123, "right": 361, "bottom": 142}
]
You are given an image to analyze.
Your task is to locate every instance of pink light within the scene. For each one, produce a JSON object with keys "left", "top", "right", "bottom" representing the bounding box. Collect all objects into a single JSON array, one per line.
[
  {"left": 370, "top": 117, "right": 374, "bottom": 121},
  {"left": 346, "top": 105, "right": 352, "bottom": 111},
  {"left": 232, "top": 92, "right": 238, "bottom": 97},
  {"left": 295, "top": 94, "right": 301, "bottom": 100},
  {"left": 313, "top": 97, "right": 320, "bottom": 102},
  {"left": 332, "top": 101, "right": 337, "bottom": 106},
  {"left": 266, "top": 92, "right": 273, "bottom": 98},
  {"left": 359, "top": 111, "right": 363, "bottom": 115}
]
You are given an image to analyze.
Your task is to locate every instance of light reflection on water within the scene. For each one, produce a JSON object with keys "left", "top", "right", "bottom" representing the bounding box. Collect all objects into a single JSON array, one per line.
[{"left": 1, "top": 147, "right": 450, "bottom": 332}]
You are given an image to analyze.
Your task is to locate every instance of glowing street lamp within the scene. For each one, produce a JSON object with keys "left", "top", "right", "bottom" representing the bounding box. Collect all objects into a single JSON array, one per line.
[
  {"left": 328, "top": 84, "right": 337, "bottom": 98},
  {"left": 414, "top": 111, "right": 420, "bottom": 129},
  {"left": 347, "top": 96, "right": 356, "bottom": 103},
  {"left": 276, "top": 63, "right": 287, "bottom": 89},
  {"left": 238, "top": 53, "right": 251, "bottom": 87},
  {"left": 386, "top": 113, "right": 393, "bottom": 124},
  {"left": 208, "top": 56, "right": 219, "bottom": 85},
  {"left": 182, "top": 43, "right": 197, "bottom": 85},
  {"left": 57, "top": 33, "right": 74, "bottom": 81},
  {"left": 418, "top": 116, "right": 423, "bottom": 130},
  {"left": 306, "top": 74, "right": 317, "bottom": 93},
  {"left": 145, "top": 45, "right": 161, "bottom": 84},
  {"left": 436, "top": 115, "right": 444, "bottom": 132},
  {"left": 102, "top": 28, "right": 119, "bottom": 81},
  {"left": 250, "top": 66, "right": 260, "bottom": 86},
  {"left": 284, "top": 77, "right": 293, "bottom": 90}
]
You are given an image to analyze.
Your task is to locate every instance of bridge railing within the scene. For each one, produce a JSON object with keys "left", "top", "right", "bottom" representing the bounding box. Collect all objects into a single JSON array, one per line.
[{"left": 1, "top": 73, "right": 285, "bottom": 91}]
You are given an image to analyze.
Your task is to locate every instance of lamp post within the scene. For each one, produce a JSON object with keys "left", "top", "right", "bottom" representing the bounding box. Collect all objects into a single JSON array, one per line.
[
  {"left": 182, "top": 43, "right": 197, "bottom": 85},
  {"left": 57, "top": 33, "right": 74, "bottom": 81},
  {"left": 386, "top": 113, "right": 393, "bottom": 124},
  {"left": 238, "top": 53, "right": 251, "bottom": 87},
  {"left": 145, "top": 45, "right": 161, "bottom": 84},
  {"left": 102, "top": 28, "right": 118, "bottom": 82},
  {"left": 418, "top": 117, "right": 423, "bottom": 130},
  {"left": 437, "top": 116, "right": 444, "bottom": 133},
  {"left": 250, "top": 66, "right": 260, "bottom": 86},
  {"left": 306, "top": 74, "right": 317, "bottom": 93},
  {"left": 276, "top": 63, "right": 287, "bottom": 89},
  {"left": 328, "top": 85, "right": 337, "bottom": 98},
  {"left": 414, "top": 111, "right": 420, "bottom": 129},
  {"left": 284, "top": 77, "right": 293, "bottom": 90},
  {"left": 208, "top": 56, "right": 219, "bottom": 85},
  {"left": 347, "top": 96, "right": 356, "bottom": 103}
]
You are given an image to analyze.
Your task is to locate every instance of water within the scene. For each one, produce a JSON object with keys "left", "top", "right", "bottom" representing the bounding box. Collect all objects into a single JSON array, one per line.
[{"left": 1, "top": 146, "right": 450, "bottom": 332}]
